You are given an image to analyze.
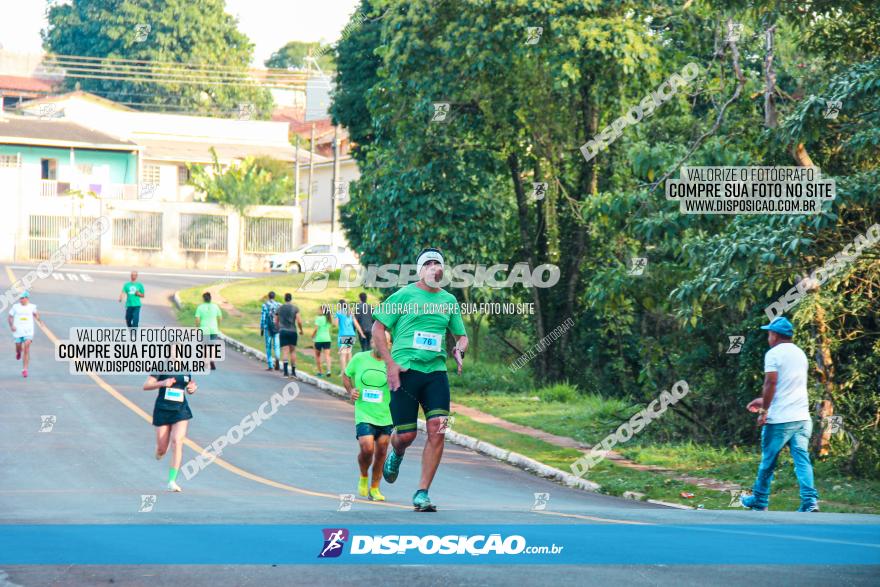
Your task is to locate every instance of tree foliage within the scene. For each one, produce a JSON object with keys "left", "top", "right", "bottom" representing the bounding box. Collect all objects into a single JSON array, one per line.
[
  {"left": 332, "top": 0, "right": 879, "bottom": 476},
  {"left": 42, "top": 0, "right": 273, "bottom": 117},
  {"left": 265, "top": 40, "right": 335, "bottom": 72}
]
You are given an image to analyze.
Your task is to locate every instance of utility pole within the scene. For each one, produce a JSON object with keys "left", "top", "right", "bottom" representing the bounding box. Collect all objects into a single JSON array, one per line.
[
  {"left": 294, "top": 134, "right": 300, "bottom": 247},
  {"left": 330, "top": 126, "right": 339, "bottom": 247},
  {"left": 306, "top": 123, "right": 315, "bottom": 244}
]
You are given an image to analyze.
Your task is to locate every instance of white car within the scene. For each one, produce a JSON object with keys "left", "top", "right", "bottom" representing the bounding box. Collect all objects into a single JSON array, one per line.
[{"left": 268, "top": 244, "right": 359, "bottom": 273}]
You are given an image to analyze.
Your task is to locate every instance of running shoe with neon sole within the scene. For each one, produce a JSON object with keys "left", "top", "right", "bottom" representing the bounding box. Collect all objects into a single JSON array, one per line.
[
  {"left": 358, "top": 476, "right": 369, "bottom": 497},
  {"left": 167, "top": 481, "right": 182, "bottom": 492},
  {"left": 383, "top": 450, "right": 403, "bottom": 484},
  {"left": 797, "top": 502, "right": 820, "bottom": 512},
  {"left": 412, "top": 489, "right": 436, "bottom": 512},
  {"left": 369, "top": 487, "right": 385, "bottom": 502},
  {"left": 22, "top": 369, "right": 27, "bottom": 378}
]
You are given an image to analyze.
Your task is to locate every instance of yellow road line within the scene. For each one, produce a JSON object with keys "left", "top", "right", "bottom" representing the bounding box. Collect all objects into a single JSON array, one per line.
[{"left": 532, "top": 509, "right": 654, "bottom": 526}]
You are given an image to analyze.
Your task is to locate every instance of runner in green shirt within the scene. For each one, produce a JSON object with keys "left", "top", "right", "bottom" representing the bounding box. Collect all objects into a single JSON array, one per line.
[
  {"left": 118, "top": 271, "right": 145, "bottom": 327},
  {"left": 343, "top": 330, "right": 393, "bottom": 502},
  {"left": 312, "top": 305, "right": 333, "bottom": 377},
  {"left": 194, "top": 292, "right": 222, "bottom": 370},
  {"left": 372, "top": 248, "right": 468, "bottom": 512}
]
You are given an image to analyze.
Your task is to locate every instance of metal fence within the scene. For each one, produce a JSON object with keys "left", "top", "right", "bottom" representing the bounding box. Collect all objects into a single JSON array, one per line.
[
  {"left": 112, "top": 213, "right": 163, "bottom": 250},
  {"left": 179, "top": 213, "right": 228, "bottom": 252},
  {"left": 245, "top": 217, "right": 292, "bottom": 253},
  {"left": 28, "top": 215, "right": 100, "bottom": 263}
]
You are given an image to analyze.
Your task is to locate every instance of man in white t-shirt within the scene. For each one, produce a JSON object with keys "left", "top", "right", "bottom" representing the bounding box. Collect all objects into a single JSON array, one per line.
[
  {"left": 740, "top": 316, "right": 819, "bottom": 512},
  {"left": 7, "top": 291, "right": 42, "bottom": 378}
]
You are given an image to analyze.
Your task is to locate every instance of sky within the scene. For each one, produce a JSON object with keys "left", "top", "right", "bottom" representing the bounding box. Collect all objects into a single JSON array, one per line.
[{"left": 0, "top": 0, "right": 361, "bottom": 67}]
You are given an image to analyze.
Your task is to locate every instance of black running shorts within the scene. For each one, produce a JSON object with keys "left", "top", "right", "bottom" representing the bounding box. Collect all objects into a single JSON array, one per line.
[{"left": 390, "top": 370, "right": 450, "bottom": 433}]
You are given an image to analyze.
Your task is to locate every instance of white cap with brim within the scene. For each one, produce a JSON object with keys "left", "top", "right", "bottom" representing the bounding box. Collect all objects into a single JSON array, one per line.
[{"left": 416, "top": 249, "right": 444, "bottom": 275}]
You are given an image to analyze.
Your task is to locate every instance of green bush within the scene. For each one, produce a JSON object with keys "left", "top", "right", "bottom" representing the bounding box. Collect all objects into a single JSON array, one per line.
[
  {"left": 451, "top": 360, "right": 534, "bottom": 395},
  {"left": 538, "top": 382, "right": 579, "bottom": 403}
]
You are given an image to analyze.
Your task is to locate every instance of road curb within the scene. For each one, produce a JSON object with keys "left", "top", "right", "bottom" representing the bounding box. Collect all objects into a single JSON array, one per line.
[{"left": 171, "top": 290, "right": 601, "bottom": 494}]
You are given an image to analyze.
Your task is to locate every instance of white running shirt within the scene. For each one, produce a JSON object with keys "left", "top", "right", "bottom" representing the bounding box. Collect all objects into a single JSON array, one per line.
[
  {"left": 763, "top": 342, "right": 810, "bottom": 424},
  {"left": 9, "top": 303, "right": 37, "bottom": 338}
]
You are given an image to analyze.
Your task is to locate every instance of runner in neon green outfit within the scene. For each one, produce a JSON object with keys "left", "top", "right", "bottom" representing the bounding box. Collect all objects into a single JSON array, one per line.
[{"left": 343, "top": 331, "right": 393, "bottom": 502}]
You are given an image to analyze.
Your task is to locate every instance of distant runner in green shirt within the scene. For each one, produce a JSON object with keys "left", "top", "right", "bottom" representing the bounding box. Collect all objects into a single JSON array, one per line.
[
  {"left": 118, "top": 270, "right": 145, "bottom": 327},
  {"left": 372, "top": 248, "right": 468, "bottom": 512},
  {"left": 343, "top": 330, "right": 394, "bottom": 502},
  {"left": 194, "top": 292, "right": 223, "bottom": 370},
  {"left": 312, "top": 305, "right": 333, "bottom": 377}
]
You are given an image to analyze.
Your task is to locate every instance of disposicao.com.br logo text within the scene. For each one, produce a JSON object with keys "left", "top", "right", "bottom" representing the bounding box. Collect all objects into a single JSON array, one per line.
[{"left": 318, "top": 530, "right": 564, "bottom": 557}]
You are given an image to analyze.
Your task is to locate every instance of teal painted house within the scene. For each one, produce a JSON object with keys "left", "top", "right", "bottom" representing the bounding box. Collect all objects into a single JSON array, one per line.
[{"left": 0, "top": 115, "right": 140, "bottom": 198}]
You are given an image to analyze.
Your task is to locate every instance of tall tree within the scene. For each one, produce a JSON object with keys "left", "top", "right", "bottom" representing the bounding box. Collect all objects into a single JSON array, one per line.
[{"left": 42, "top": 0, "right": 273, "bottom": 117}]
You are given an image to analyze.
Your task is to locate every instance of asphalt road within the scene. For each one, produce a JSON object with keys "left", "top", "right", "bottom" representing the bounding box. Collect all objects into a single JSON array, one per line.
[{"left": 0, "top": 263, "right": 877, "bottom": 586}]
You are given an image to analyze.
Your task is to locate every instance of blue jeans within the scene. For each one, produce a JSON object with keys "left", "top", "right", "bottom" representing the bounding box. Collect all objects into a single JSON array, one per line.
[
  {"left": 125, "top": 306, "right": 141, "bottom": 327},
  {"left": 751, "top": 420, "right": 819, "bottom": 509},
  {"left": 264, "top": 331, "right": 280, "bottom": 368}
]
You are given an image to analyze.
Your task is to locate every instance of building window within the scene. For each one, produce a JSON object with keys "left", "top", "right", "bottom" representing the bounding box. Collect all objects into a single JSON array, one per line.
[
  {"left": 40, "top": 158, "right": 57, "bottom": 180},
  {"left": 142, "top": 164, "right": 160, "bottom": 186},
  {"left": 178, "top": 165, "right": 190, "bottom": 185},
  {"left": 0, "top": 154, "right": 20, "bottom": 168}
]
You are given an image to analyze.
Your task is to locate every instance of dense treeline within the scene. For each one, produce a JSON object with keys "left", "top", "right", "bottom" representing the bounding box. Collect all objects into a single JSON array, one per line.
[{"left": 331, "top": 0, "right": 879, "bottom": 476}]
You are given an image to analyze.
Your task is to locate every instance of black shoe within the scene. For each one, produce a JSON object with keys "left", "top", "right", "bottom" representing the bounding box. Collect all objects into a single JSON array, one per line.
[
  {"left": 210, "top": 362, "right": 216, "bottom": 370},
  {"left": 274, "top": 360, "right": 280, "bottom": 371}
]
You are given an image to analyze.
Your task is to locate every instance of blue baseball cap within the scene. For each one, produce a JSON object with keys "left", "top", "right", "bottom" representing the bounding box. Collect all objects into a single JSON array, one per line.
[
  {"left": 761, "top": 316, "right": 793, "bottom": 337},
  {"left": 19, "top": 291, "right": 29, "bottom": 299}
]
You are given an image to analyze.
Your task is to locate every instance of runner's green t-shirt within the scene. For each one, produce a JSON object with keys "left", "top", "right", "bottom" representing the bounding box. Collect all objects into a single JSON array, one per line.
[
  {"left": 122, "top": 282, "right": 144, "bottom": 307},
  {"left": 314, "top": 315, "right": 331, "bottom": 343},
  {"left": 373, "top": 283, "right": 466, "bottom": 373},
  {"left": 195, "top": 302, "right": 222, "bottom": 335},
  {"left": 345, "top": 351, "right": 392, "bottom": 426}
]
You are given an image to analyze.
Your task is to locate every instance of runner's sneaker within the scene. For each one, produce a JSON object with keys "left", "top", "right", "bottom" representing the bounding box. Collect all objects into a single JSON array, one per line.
[
  {"left": 369, "top": 487, "right": 386, "bottom": 502},
  {"left": 797, "top": 502, "right": 820, "bottom": 512},
  {"left": 413, "top": 489, "right": 436, "bottom": 512},
  {"left": 739, "top": 494, "right": 767, "bottom": 511},
  {"left": 358, "top": 476, "right": 369, "bottom": 497},
  {"left": 167, "top": 481, "right": 182, "bottom": 492},
  {"left": 383, "top": 450, "right": 403, "bottom": 483},
  {"left": 21, "top": 369, "right": 27, "bottom": 378}
]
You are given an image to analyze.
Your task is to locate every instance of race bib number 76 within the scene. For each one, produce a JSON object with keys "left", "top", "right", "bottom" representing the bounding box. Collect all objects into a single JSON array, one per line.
[{"left": 412, "top": 331, "right": 442, "bottom": 352}]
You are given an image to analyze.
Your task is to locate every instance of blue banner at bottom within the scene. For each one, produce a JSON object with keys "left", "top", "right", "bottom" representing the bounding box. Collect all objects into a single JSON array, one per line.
[{"left": 0, "top": 524, "right": 878, "bottom": 565}]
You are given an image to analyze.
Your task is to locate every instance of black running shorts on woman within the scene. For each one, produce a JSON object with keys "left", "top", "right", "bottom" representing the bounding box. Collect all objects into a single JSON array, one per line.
[
  {"left": 391, "top": 370, "right": 450, "bottom": 433},
  {"left": 151, "top": 373, "right": 194, "bottom": 426}
]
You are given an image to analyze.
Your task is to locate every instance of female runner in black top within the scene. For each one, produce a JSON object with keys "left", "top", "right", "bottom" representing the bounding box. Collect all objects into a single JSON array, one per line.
[{"left": 143, "top": 372, "right": 197, "bottom": 491}]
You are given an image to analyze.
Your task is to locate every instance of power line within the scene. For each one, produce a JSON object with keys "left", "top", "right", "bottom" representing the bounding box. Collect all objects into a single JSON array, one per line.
[
  {"left": 41, "top": 60, "right": 308, "bottom": 84},
  {"left": 43, "top": 52, "right": 313, "bottom": 76}
]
